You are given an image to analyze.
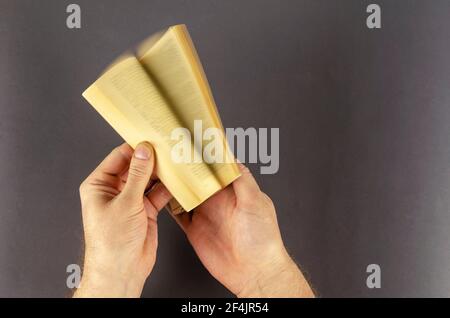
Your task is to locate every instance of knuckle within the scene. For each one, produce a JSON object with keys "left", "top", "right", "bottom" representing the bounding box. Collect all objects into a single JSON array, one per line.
[
  {"left": 111, "top": 146, "right": 122, "bottom": 156},
  {"left": 79, "top": 181, "right": 88, "bottom": 197},
  {"left": 128, "top": 163, "right": 148, "bottom": 179},
  {"left": 261, "top": 192, "right": 275, "bottom": 210},
  {"left": 241, "top": 191, "right": 274, "bottom": 212},
  {"left": 239, "top": 164, "right": 252, "bottom": 175}
]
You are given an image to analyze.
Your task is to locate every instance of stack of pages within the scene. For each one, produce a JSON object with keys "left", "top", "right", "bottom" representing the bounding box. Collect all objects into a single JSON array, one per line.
[{"left": 83, "top": 25, "right": 240, "bottom": 213}]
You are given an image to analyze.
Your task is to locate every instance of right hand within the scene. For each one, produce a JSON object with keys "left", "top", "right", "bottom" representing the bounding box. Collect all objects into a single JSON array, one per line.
[{"left": 172, "top": 164, "right": 314, "bottom": 297}]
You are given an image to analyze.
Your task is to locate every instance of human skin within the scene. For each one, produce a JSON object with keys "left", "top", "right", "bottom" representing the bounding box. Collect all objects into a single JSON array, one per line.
[
  {"left": 74, "top": 142, "right": 172, "bottom": 297},
  {"left": 172, "top": 164, "right": 314, "bottom": 298},
  {"left": 74, "top": 143, "right": 314, "bottom": 298}
]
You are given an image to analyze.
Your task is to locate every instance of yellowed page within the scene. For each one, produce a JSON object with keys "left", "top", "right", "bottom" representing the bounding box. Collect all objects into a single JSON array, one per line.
[
  {"left": 82, "top": 56, "right": 223, "bottom": 211},
  {"left": 137, "top": 25, "right": 240, "bottom": 188}
]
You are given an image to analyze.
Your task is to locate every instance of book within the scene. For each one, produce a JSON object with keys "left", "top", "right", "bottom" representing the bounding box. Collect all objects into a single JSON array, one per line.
[{"left": 82, "top": 25, "right": 240, "bottom": 213}]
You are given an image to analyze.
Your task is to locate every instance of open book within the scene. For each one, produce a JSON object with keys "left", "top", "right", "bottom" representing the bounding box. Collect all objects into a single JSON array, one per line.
[{"left": 82, "top": 24, "right": 240, "bottom": 213}]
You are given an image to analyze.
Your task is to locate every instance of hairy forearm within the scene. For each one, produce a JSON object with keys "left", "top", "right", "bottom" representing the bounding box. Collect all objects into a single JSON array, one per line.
[
  {"left": 237, "top": 253, "right": 314, "bottom": 298},
  {"left": 73, "top": 261, "right": 145, "bottom": 298}
]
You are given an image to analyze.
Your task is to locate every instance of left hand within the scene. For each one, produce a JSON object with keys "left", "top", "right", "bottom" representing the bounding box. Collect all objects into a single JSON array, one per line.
[{"left": 74, "top": 142, "right": 172, "bottom": 298}]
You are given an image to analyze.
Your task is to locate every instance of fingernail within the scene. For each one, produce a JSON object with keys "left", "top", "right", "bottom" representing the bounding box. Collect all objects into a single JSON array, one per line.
[{"left": 134, "top": 144, "right": 151, "bottom": 160}]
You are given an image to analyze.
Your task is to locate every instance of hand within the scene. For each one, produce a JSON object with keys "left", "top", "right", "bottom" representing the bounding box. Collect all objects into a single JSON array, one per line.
[
  {"left": 74, "top": 143, "right": 172, "bottom": 298},
  {"left": 172, "top": 164, "right": 314, "bottom": 298}
]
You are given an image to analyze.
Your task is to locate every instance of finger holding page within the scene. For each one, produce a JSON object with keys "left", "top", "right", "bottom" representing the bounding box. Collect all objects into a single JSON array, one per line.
[
  {"left": 91, "top": 143, "right": 132, "bottom": 177},
  {"left": 146, "top": 182, "right": 173, "bottom": 215},
  {"left": 83, "top": 143, "right": 133, "bottom": 192}
]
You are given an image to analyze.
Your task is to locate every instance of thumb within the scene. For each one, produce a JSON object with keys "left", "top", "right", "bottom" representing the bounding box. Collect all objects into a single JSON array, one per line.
[
  {"left": 122, "top": 142, "right": 154, "bottom": 201},
  {"left": 232, "top": 163, "right": 261, "bottom": 202}
]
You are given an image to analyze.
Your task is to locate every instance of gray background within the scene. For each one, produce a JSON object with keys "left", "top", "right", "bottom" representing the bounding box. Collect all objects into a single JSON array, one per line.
[{"left": 0, "top": 0, "right": 449, "bottom": 297}]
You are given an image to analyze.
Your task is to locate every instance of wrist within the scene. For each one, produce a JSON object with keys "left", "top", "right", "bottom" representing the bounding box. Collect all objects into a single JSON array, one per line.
[
  {"left": 73, "top": 256, "right": 146, "bottom": 298},
  {"left": 237, "top": 250, "right": 314, "bottom": 298}
]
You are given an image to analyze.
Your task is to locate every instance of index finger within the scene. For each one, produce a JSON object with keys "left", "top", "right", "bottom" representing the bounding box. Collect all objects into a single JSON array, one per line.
[{"left": 90, "top": 143, "right": 133, "bottom": 179}]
